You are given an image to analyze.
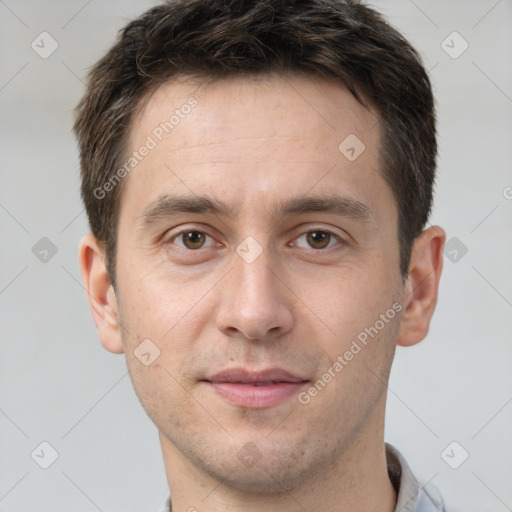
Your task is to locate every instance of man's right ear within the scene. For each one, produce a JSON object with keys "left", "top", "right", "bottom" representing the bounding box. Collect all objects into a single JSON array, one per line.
[{"left": 78, "top": 234, "right": 124, "bottom": 354}]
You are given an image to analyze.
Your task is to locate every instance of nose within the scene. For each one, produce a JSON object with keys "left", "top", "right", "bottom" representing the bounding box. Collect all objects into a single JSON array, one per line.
[{"left": 215, "top": 246, "right": 294, "bottom": 342}]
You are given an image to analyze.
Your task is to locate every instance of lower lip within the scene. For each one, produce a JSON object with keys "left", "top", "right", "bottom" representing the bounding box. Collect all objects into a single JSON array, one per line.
[{"left": 206, "top": 381, "right": 308, "bottom": 408}]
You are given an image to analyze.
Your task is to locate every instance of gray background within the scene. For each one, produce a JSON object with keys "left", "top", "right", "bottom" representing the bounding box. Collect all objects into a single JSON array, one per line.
[{"left": 1, "top": 1, "right": 511, "bottom": 511}]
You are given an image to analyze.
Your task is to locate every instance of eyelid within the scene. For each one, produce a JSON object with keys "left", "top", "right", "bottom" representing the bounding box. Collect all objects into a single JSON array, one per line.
[
  {"left": 290, "top": 226, "right": 345, "bottom": 249},
  {"left": 167, "top": 226, "right": 218, "bottom": 250},
  {"left": 293, "top": 223, "right": 347, "bottom": 239}
]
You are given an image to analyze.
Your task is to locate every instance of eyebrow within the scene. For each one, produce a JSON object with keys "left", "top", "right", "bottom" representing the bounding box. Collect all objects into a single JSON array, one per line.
[{"left": 138, "top": 193, "right": 373, "bottom": 229}]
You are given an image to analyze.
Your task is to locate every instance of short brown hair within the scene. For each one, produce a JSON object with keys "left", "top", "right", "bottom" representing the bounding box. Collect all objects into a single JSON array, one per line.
[{"left": 74, "top": 0, "right": 437, "bottom": 288}]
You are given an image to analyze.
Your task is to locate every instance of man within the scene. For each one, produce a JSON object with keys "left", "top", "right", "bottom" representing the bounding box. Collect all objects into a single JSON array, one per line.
[{"left": 75, "top": 1, "right": 446, "bottom": 510}]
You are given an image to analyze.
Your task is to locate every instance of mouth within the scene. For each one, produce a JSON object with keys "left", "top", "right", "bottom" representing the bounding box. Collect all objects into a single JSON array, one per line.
[{"left": 201, "top": 368, "right": 309, "bottom": 408}]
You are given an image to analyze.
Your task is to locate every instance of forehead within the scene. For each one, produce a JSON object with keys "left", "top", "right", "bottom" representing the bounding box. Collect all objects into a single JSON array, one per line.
[
  {"left": 132, "top": 73, "right": 376, "bottom": 152},
  {"left": 120, "top": 73, "right": 390, "bottom": 223}
]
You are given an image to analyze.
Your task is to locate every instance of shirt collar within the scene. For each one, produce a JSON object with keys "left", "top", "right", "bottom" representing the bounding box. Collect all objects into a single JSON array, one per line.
[{"left": 386, "top": 443, "right": 445, "bottom": 512}]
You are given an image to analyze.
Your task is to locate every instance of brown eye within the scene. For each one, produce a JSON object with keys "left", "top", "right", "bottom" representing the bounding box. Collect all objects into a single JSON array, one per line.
[
  {"left": 174, "top": 231, "right": 212, "bottom": 250},
  {"left": 306, "top": 231, "right": 331, "bottom": 249},
  {"left": 294, "top": 230, "right": 341, "bottom": 250}
]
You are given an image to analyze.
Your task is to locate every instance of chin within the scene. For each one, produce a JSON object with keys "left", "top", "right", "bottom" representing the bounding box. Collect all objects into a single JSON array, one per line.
[
  {"left": 205, "top": 462, "right": 305, "bottom": 495},
  {"left": 195, "top": 438, "right": 333, "bottom": 495}
]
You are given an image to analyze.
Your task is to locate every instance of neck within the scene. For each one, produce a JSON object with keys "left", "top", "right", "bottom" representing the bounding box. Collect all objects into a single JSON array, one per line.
[{"left": 159, "top": 399, "right": 397, "bottom": 512}]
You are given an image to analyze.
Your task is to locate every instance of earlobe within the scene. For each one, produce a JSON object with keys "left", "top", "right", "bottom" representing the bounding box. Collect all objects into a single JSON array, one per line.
[
  {"left": 397, "top": 225, "right": 446, "bottom": 347},
  {"left": 78, "top": 234, "right": 124, "bottom": 354}
]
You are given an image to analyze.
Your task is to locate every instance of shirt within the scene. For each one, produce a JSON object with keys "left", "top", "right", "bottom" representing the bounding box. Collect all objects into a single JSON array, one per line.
[{"left": 158, "top": 442, "right": 445, "bottom": 511}]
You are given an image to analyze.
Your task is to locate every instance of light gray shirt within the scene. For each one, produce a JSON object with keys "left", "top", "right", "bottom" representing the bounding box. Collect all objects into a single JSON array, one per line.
[
  {"left": 158, "top": 443, "right": 445, "bottom": 511},
  {"left": 386, "top": 443, "right": 445, "bottom": 511}
]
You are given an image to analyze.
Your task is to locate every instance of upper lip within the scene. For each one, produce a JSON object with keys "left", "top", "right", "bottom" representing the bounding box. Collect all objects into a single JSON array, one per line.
[{"left": 205, "top": 367, "right": 308, "bottom": 384}]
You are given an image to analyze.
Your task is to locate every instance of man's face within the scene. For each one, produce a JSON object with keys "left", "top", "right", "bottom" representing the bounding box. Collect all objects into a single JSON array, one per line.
[{"left": 114, "top": 74, "right": 406, "bottom": 492}]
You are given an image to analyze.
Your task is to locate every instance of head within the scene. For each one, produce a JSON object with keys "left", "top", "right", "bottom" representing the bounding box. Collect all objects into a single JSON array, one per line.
[{"left": 76, "top": 0, "right": 445, "bottom": 498}]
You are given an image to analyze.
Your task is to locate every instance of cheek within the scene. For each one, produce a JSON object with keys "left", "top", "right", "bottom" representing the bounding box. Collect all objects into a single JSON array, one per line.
[
  {"left": 116, "top": 276, "right": 205, "bottom": 414},
  {"left": 125, "top": 356, "right": 194, "bottom": 437},
  {"left": 300, "top": 263, "right": 399, "bottom": 353},
  {"left": 298, "top": 265, "right": 402, "bottom": 413},
  {"left": 117, "top": 261, "right": 200, "bottom": 341},
  {"left": 298, "top": 290, "right": 400, "bottom": 427}
]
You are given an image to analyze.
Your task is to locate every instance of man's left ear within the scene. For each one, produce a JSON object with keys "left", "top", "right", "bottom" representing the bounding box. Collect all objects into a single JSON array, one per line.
[{"left": 397, "top": 225, "right": 446, "bottom": 347}]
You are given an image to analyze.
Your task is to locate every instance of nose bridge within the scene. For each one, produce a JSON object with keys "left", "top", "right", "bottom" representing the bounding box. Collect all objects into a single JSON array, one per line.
[
  {"left": 216, "top": 238, "right": 293, "bottom": 339},
  {"left": 233, "top": 240, "right": 278, "bottom": 309}
]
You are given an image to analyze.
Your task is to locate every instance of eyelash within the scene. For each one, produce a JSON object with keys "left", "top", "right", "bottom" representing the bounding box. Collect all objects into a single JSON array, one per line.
[{"left": 168, "top": 227, "right": 345, "bottom": 252}]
